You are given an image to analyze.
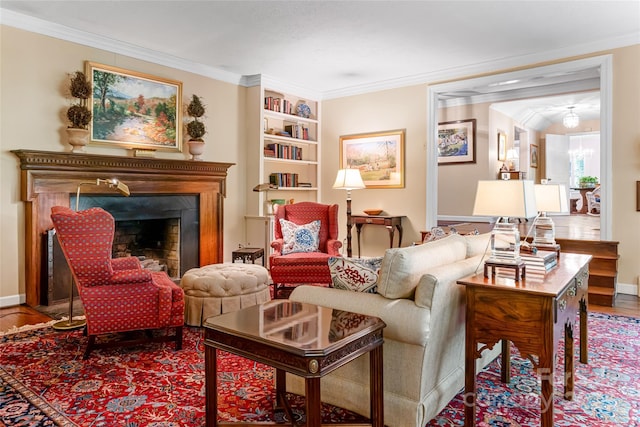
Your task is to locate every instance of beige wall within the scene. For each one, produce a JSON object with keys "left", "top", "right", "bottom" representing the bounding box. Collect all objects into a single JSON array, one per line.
[
  {"left": 0, "top": 26, "right": 248, "bottom": 304},
  {"left": 2, "top": 24, "right": 639, "bottom": 304}
]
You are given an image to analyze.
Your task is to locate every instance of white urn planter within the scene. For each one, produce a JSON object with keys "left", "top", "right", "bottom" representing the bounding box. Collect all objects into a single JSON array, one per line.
[
  {"left": 187, "top": 140, "right": 205, "bottom": 161},
  {"left": 66, "top": 128, "right": 90, "bottom": 153}
]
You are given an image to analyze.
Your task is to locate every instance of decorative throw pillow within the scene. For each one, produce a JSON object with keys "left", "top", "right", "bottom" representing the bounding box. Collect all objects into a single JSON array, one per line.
[
  {"left": 279, "top": 219, "right": 321, "bottom": 255},
  {"left": 328, "top": 256, "right": 383, "bottom": 293}
]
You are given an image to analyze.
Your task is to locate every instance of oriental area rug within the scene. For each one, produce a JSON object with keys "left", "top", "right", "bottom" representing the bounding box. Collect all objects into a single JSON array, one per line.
[{"left": 1, "top": 312, "right": 638, "bottom": 427}]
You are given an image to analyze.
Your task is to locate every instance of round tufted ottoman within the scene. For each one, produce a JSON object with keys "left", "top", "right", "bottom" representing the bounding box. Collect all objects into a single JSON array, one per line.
[{"left": 180, "top": 263, "right": 271, "bottom": 326}]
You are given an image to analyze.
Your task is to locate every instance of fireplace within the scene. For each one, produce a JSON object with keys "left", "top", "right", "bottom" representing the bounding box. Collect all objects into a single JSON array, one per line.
[
  {"left": 13, "top": 150, "right": 233, "bottom": 307},
  {"left": 74, "top": 195, "right": 200, "bottom": 279}
]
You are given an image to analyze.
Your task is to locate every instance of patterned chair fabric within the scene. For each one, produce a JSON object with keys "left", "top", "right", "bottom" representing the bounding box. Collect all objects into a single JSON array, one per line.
[
  {"left": 269, "top": 202, "right": 342, "bottom": 298},
  {"left": 586, "top": 186, "right": 601, "bottom": 215},
  {"left": 50, "top": 206, "right": 184, "bottom": 358}
]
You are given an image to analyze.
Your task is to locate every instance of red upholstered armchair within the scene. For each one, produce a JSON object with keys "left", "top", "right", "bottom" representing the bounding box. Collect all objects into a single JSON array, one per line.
[
  {"left": 50, "top": 206, "right": 184, "bottom": 359},
  {"left": 269, "top": 202, "right": 342, "bottom": 298}
]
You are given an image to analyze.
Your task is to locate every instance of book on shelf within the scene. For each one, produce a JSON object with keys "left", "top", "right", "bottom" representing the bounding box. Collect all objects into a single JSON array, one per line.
[
  {"left": 269, "top": 172, "right": 299, "bottom": 188},
  {"left": 264, "top": 96, "right": 293, "bottom": 115},
  {"left": 298, "top": 182, "right": 312, "bottom": 187},
  {"left": 265, "top": 143, "right": 303, "bottom": 160},
  {"left": 284, "top": 123, "right": 309, "bottom": 140}
]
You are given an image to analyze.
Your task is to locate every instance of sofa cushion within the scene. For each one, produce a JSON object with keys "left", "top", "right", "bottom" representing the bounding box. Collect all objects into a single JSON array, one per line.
[
  {"left": 377, "top": 233, "right": 467, "bottom": 299},
  {"left": 328, "top": 256, "right": 383, "bottom": 293},
  {"left": 279, "top": 219, "right": 321, "bottom": 254},
  {"left": 464, "top": 232, "right": 491, "bottom": 258}
]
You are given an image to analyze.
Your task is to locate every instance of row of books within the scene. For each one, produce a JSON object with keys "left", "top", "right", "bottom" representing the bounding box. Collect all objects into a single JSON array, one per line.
[
  {"left": 264, "top": 143, "right": 303, "bottom": 161},
  {"left": 284, "top": 123, "right": 310, "bottom": 140},
  {"left": 269, "top": 172, "right": 299, "bottom": 188},
  {"left": 264, "top": 97, "right": 293, "bottom": 115}
]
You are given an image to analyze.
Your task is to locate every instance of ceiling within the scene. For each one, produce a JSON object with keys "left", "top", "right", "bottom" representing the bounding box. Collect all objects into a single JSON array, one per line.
[{"left": 1, "top": 1, "right": 639, "bottom": 127}]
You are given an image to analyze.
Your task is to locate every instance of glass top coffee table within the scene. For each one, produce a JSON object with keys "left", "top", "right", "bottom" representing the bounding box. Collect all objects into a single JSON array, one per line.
[{"left": 204, "top": 300, "right": 386, "bottom": 427}]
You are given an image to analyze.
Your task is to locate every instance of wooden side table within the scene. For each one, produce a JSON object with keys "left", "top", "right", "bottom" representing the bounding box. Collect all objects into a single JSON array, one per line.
[
  {"left": 349, "top": 215, "right": 405, "bottom": 257},
  {"left": 457, "top": 253, "right": 591, "bottom": 427},
  {"left": 232, "top": 247, "right": 265, "bottom": 266}
]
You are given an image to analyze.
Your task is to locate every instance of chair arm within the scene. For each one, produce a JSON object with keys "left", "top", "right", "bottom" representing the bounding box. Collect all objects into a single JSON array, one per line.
[
  {"left": 271, "top": 239, "right": 285, "bottom": 255},
  {"left": 111, "top": 257, "right": 142, "bottom": 271},
  {"left": 110, "top": 269, "right": 153, "bottom": 285},
  {"left": 326, "top": 239, "right": 342, "bottom": 256}
]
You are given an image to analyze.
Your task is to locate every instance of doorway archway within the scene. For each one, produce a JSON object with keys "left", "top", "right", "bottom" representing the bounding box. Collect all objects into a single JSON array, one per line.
[{"left": 426, "top": 55, "right": 612, "bottom": 240}]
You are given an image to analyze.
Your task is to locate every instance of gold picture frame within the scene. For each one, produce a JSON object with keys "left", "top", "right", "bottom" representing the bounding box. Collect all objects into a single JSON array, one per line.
[
  {"left": 339, "top": 129, "right": 405, "bottom": 188},
  {"left": 498, "top": 132, "right": 506, "bottom": 161},
  {"left": 531, "top": 144, "right": 539, "bottom": 168},
  {"left": 86, "top": 61, "right": 183, "bottom": 151}
]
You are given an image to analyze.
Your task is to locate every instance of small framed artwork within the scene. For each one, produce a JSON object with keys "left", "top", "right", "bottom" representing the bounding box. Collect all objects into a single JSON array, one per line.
[
  {"left": 497, "top": 132, "right": 506, "bottom": 161},
  {"left": 339, "top": 129, "right": 405, "bottom": 188},
  {"left": 86, "top": 61, "right": 183, "bottom": 151},
  {"left": 438, "top": 119, "right": 476, "bottom": 165},
  {"left": 530, "top": 144, "right": 539, "bottom": 168}
]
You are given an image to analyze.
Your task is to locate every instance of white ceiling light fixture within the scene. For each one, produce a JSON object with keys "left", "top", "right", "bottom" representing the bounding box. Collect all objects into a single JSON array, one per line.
[{"left": 563, "top": 106, "right": 580, "bottom": 128}]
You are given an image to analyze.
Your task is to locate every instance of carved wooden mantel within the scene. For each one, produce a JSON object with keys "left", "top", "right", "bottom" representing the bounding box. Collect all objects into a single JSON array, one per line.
[{"left": 12, "top": 149, "right": 234, "bottom": 307}]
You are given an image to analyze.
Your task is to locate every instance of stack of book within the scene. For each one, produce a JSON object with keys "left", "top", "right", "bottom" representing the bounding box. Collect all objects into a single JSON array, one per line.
[{"left": 520, "top": 250, "right": 558, "bottom": 276}]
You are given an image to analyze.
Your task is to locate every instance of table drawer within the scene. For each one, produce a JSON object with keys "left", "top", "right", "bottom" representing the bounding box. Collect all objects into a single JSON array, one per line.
[{"left": 358, "top": 217, "right": 386, "bottom": 225}]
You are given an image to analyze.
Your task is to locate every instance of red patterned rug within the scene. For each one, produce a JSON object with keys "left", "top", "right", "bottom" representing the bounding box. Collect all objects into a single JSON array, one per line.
[{"left": 0, "top": 312, "right": 638, "bottom": 426}]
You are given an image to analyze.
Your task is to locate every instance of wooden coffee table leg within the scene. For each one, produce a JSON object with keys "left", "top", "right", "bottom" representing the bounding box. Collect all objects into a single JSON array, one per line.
[
  {"left": 370, "top": 345, "right": 384, "bottom": 427},
  {"left": 205, "top": 346, "right": 218, "bottom": 427},
  {"left": 305, "top": 377, "right": 321, "bottom": 426}
]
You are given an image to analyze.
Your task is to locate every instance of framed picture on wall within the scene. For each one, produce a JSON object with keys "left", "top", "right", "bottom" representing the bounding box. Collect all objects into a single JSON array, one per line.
[
  {"left": 437, "top": 119, "right": 476, "bottom": 165},
  {"left": 339, "top": 129, "right": 405, "bottom": 188},
  {"left": 86, "top": 61, "right": 183, "bottom": 151},
  {"left": 530, "top": 144, "right": 539, "bottom": 168},
  {"left": 497, "top": 132, "right": 506, "bottom": 161}
]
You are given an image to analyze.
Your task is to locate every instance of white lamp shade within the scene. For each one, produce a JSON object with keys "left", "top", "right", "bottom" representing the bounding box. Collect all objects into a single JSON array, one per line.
[
  {"left": 534, "top": 184, "right": 569, "bottom": 213},
  {"left": 472, "top": 180, "right": 538, "bottom": 218},
  {"left": 333, "top": 168, "right": 365, "bottom": 190}
]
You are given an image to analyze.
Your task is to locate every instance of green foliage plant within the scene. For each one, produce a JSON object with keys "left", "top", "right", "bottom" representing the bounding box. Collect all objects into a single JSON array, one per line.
[
  {"left": 186, "top": 94, "right": 206, "bottom": 141},
  {"left": 579, "top": 176, "right": 599, "bottom": 187},
  {"left": 67, "top": 71, "right": 92, "bottom": 129}
]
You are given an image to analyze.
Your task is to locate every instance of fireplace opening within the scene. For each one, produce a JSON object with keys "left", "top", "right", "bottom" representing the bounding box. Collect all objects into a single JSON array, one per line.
[
  {"left": 72, "top": 194, "right": 198, "bottom": 277},
  {"left": 114, "top": 218, "right": 180, "bottom": 278}
]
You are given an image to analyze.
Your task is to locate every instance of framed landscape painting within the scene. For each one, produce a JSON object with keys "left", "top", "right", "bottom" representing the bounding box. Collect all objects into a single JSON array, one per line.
[
  {"left": 437, "top": 119, "right": 476, "bottom": 164},
  {"left": 86, "top": 61, "right": 183, "bottom": 151},
  {"left": 339, "top": 129, "right": 405, "bottom": 188}
]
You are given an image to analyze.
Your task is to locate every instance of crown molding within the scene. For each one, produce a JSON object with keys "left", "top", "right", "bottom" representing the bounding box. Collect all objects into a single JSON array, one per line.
[
  {"left": 0, "top": 9, "right": 244, "bottom": 86},
  {"left": 321, "top": 33, "right": 639, "bottom": 100},
  {"left": 2, "top": 8, "right": 638, "bottom": 100}
]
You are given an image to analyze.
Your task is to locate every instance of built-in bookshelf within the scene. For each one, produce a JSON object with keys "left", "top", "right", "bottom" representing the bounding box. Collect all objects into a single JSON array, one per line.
[
  {"left": 244, "top": 78, "right": 321, "bottom": 260},
  {"left": 258, "top": 86, "right": 320, "bottom": 215}
]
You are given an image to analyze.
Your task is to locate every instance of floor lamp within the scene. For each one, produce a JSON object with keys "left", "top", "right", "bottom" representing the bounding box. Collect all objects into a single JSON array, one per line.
[
  {"left": 52, "top": 178, "right": 130, "bottom": 331},
  {"left": 332, "top": 169, "right": 365, "bottom": 258}
]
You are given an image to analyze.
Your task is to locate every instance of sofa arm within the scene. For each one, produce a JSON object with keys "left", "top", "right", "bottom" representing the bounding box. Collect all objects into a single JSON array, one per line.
[{"left": 290, "top": 285, "right": 430, "bottom": 346}]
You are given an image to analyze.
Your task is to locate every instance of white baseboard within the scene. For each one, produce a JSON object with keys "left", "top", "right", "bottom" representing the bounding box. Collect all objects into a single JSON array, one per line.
[
  {"left": 618, "top": 282, "right": 638, "bottom": 296},
  {"left": 0, "top": 294, "right": 26, "bottom": 308}
]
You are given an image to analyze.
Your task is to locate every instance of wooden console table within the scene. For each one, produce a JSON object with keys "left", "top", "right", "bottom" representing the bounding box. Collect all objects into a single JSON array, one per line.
[
  {"left": 349, "top": 215, "right": 404, "bottom": 257},
  {"left": 457, "top": 252, "right": 590, "bottom": 427}
]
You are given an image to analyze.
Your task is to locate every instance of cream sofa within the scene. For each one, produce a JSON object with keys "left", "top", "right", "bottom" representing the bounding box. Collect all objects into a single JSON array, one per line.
[{"left": 287, "top": 233, "right": 501, "bottom": 427}]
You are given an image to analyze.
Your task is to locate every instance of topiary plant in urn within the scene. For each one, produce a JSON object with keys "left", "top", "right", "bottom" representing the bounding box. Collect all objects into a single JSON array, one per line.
[
  {"left": 66, "top": 71, "right": 92, "bottom": 153},
  {"left": 186, "top": 94, "right": 206, "bottom": 160}
]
